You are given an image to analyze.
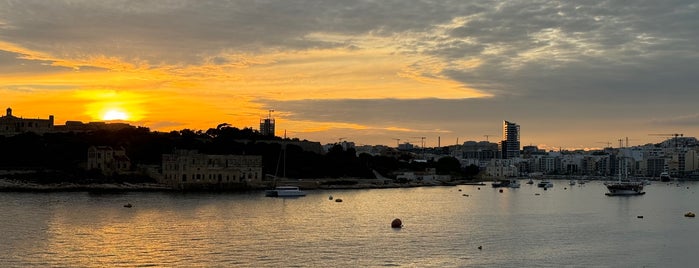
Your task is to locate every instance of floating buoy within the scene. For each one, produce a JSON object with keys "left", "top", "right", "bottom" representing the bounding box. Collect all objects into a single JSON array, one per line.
[
  {"left": 685, "top": 212, "right": 695, "bottom": 218},
  {"left": 543, "top": 187, "right": 548, "bottom": 191},
  {"left": 123, "top": 203, "right": 132, "bottom": 208},
  {"left": 637, "top": 215, "right": 644, "bottom": 219},
  {"left": 391, "top": 218, "right": 403, "bottom": 228},
  {"left": 499, "top": 189, "right": 503, "bottom": 193},
  {"left": 535, "top": 193, "right": 540, "bottom": 196},
  {"left": 477, "top": 187, "right": 481, "bottom": 190},
  {"left": 335, "top": 198, "right": 343, "bottom": 202},
  {"left": 477, "top": 246, "right": 482, "bottom": 250},
  {"left": 458, "top": 189, "right": 462, "bottom": 192},
  {"left": 564, "top": 187, "right": 567, "bottom": 190},
  {"left": 329, "top": 195, "right": 333, "bottom": 200},
  {"left": 463, "top": 194, "right": 469, "bottom": 197}
]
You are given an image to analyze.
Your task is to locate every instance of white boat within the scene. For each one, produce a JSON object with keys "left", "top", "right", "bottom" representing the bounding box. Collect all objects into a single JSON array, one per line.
[
  {"left": 569, "top": 180, "right": 576, "bottom": 186},
  {"left": 508, "top": 179, "right": 521, "bottom": 188},
  {"left": 265, "top": 186, "right": 307, "bottom": 197},
  {"left": 526, "top": 178, "right": 534, "bottom": 185},
  {"left": 537, "top": 180, "right": 553, "bottom": 188}
]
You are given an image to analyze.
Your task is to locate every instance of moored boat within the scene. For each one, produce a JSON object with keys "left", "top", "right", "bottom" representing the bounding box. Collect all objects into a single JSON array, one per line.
[
  {"left": 537, "top": 180, "right": 553, "bottom": 188},
  {"left": 604, "top": 181, "right": 645, "bottom": 196},
  {"left": 265, "top": 186, "right": 307, "bottom": 197}
]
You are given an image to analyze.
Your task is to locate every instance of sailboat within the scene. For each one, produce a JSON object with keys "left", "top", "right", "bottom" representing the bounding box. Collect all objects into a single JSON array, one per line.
[
  {"left": 265, "top": 143, "right": 306, "bottom": 197},
  {"left": 605, "top": 157, "right": 644, "bottom": 196}
]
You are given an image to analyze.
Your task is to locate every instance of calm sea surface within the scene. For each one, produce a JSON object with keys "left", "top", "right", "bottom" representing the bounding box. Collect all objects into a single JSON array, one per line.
[{"left": 2, "top": 180, "right": 698, "bottom": 267}]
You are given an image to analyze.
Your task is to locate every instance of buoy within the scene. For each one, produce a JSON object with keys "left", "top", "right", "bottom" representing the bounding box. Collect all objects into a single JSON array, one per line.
[
  {"left": 123, "top": 203, "right": 132, "bottom": 208},
  {"left": 391, "top": 218, "right": 403, "bottom": 228},
  {"left": 499, "top": 189, "right": 503, "bottom": 193},
  {"left": 637, "top": 216, "right": 644, "bottom": 219},
  {"left": 477, "top": 187, "right": 481, "bottom": 190},
  {"left": 458, "top": 189, "right": 462, "bottom": 192},
  {"left": 535, "top": 193, "right": 540, "bottom": 196},
  {"left": 335, "top": 198, "right": 343, "bottom": 202},
  {"left": 463, "top": 194, "right": 469, "bottom": 197},
  {"left": 329, "top": 195, "right": 333, "bottom": 200},
  {"left": 477, "top": 246, "right": 482, "bottom": 250},
  {"left": 564, "top": 187, "right": 567, "bottom": 190},
  {"left": 543, "top": 187, "right": 548, "bottom": 191},
  {"left": 685, "top": 212, "right": 695, "bottom": 218}
]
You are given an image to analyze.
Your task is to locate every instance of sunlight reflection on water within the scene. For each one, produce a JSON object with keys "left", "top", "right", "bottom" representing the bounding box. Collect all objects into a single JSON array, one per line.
[{"left": 1, "top": 181, "right": 699, "bottom": 267}]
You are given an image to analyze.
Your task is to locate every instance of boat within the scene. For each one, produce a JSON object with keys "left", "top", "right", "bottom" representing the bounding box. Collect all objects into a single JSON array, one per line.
[
  {"left": 569, "top": 180, "right": 576, "bottom": 186},
  {"left": 491, "top": 180, "right": 510, "bottom": 188},
  {"left": 526, "top": 178, "right": 534, "bottom": 185},
  {"left": 537, "top": 180, "right": 553, "bottom": 188},
  {"left": 605, "top": 181, "right": 645, "bottom": 196},
  {"left": 659, "top": 172, "right": 672, "bottom": 182},
  {"left": 508, "top": 179, "right": 521, "bottom": 188},
  {"left": 265, "top": 186, "right": 307, "bottom": 197},
  {"left": 605, "top": 158, "right": 645, "bottom": 196}
]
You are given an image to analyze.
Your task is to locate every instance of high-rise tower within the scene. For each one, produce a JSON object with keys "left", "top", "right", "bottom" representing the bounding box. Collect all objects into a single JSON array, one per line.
[
  {"left": 260, "top": 109, "right": 275, "bottom": 137},
  {"left": 500, "top": 120, "right": 520, "bottom": 159}
]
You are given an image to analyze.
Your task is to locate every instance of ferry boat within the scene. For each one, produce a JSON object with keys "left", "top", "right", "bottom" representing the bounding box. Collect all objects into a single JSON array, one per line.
[{"left": 265, "top": 186, "right": 307, "bottom": 197}]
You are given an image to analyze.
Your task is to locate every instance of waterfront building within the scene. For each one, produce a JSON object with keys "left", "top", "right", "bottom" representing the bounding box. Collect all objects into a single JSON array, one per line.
[
  {"left": 87, "top": 146, "right": 131, "bottom": 175},
  {"left": 500, "top": 120, "right": 520, "bottom": 159},
  {"left": 0, "top": 107, "right": 54, "bottom": 136},
  {"left": 161, "top": 150, "right": 263, "bottom": 190}
]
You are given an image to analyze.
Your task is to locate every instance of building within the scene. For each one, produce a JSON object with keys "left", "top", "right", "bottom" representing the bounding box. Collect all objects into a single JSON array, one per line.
[
  {"left": 87, "top": 146, "right": 131, "bottom": 175},
  {"left": 260, "top": 110, "right": 275, "bottom": 137},
  {"left": 500, "top": 120, "right": 521, "bottom": 159},
  {"left": 161, "top": 150, "right": 263, "bottom": 190},
  {"left": 0, "top": 107, "right": 54, "bottom": 136}
]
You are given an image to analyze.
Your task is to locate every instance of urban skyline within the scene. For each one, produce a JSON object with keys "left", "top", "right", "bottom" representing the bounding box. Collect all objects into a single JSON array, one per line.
[{"left": 1, "top": 1, "right": 698, "bottom": 150}]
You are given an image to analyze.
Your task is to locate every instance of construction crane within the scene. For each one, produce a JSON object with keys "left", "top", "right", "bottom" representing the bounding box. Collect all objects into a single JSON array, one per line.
[
  {"left": 649, "top": 133, "right": 684, "bottom": 148},
  {"left": 483, "top": 134, "right": 496, "bottom": 142},
  {"left": 411, "top": 136, "right": 426, "bottom": 148}
]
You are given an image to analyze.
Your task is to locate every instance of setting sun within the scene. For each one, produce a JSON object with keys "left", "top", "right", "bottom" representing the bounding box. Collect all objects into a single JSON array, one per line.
[{"left": 102, "top": 109, "right": 129, "bottom": 121}]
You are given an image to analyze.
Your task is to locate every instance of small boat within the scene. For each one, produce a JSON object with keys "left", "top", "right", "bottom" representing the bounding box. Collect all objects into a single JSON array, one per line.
[
  {"left": 491, "top": 180, "right": 511, "bottom": 188},
  {"left": 526, "top": 178, "right": 534, "bottom": 185},
  {"left": 123, "top": 203, "right": 133, "bottom": 208},
  {"left": 537, "top": 180, "right": 553, "bottom": 188},
  {"left": 659, "top": 172, "right": 672, "bottom": 182},
  {"left": 569, "top": 180, "right": 576, "bottom": 186},
  {"left": 508, "top": 179, "right": 520, "bottom": 188},
  {"left": 265, "top": 186, "right": 307, "bottom": 197}
]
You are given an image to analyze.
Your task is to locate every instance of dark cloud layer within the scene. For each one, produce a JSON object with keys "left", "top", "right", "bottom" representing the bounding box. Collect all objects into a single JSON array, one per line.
[{"left": 2, "top": 0, "right": 698, "bottom": 147}]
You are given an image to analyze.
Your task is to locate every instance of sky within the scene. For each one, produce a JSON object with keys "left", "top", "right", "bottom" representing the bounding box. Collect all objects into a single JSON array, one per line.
[{"left": 1, "top": 0, "right": 698, "bottom": 150}]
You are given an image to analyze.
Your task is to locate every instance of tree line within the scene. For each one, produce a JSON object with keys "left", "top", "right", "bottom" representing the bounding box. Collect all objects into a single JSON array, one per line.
[{"left": 0, "top": 125, "right": 479, "bottom": 183}]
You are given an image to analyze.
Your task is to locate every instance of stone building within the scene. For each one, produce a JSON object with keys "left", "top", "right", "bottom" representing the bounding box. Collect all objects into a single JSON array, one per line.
[
  {"left": 0, "top": 108, "right": 54, "bottom": 136},
  {"left": 87, "top": 146, "right": 132, "bottom": 175},
  {"left": 161, "top": 150, "right": 263, "bottom": 190}
]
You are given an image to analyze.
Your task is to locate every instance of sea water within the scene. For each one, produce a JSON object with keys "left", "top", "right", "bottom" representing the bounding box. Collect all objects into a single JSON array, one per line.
[{"left": 1, "top": 181, "right": 698, "bottom": 267}]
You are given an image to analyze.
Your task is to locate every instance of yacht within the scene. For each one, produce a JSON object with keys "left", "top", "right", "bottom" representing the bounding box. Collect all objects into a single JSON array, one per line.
[
  {"left": 265, "top": 186, "right": 307, "bottom": 197},
  {"left": 537, "top": 180, "right": 553, "bottom": 188}
]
